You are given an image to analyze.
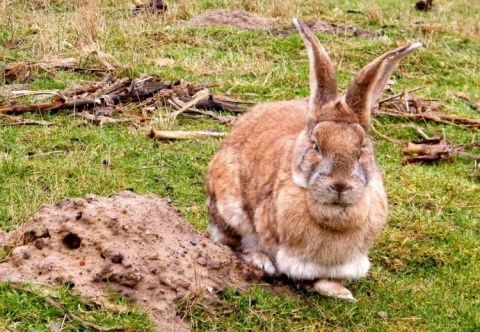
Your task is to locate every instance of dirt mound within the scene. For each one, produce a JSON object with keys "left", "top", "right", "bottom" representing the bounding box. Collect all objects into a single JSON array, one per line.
[
  {"left": 184, "top": 10, "right": 379, "bottom": 38},
  {"left": 0, "top": 191, "right": 268, "bottom": 331},
  {"left": 271, "top": 19, "right": 380, "bottom": 37},
  {"left": 183, "top": 10, "right": 277, "bottom": 30}
]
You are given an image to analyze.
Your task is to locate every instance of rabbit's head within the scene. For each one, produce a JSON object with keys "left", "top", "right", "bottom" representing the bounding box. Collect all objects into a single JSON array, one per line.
[{"left": 291, "top": 19, "right": 421, "bottom": 206}]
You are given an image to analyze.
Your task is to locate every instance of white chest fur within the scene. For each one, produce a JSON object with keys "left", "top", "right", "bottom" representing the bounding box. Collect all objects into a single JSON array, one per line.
[{"left": 275, "top": 246, "right": 370, "bottom": 280}]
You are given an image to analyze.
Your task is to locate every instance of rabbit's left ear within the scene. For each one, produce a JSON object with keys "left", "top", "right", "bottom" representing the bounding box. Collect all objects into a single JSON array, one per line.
[{"left": 345, "top": 42, "right": 422, "bottom": 130}]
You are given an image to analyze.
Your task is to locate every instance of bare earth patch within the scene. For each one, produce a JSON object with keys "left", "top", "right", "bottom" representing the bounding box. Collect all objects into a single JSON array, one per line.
[
  {"left": 0, "top": 191, "right": 270, "bottom": 331},
  {"left": 271, "top": 19, "right": 380, "bottom": 38},
  {"left": 184, "top": 10, "right": 379, "bottom": 37},
  {"left": 183, "top": 10, "right": 278, "bottom": 30}
]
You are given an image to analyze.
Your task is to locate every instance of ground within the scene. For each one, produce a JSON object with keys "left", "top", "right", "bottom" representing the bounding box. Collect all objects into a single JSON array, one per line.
[{"left": 0, "top": 191, "right": 272, "bottom": 331}]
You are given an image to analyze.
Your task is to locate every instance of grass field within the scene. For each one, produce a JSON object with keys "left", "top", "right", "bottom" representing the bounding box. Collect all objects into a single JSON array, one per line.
[{"left": 1, "top": 0, "right": 479, "bottom": 330}]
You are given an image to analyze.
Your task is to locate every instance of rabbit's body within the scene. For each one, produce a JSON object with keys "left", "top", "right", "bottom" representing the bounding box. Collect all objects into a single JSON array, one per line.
[
  {"left": 206, "top": 19, "right": 420, "bottom": 299},
  {"left": 207, "top": 99, "right": 387, "bottom": 281}
]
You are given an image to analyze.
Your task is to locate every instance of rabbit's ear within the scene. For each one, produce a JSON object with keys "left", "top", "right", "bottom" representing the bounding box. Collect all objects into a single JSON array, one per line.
[
  {"left": 294, "top": 18, "right": 337, "bottom": 127},
  {"left": 345, "top": 42, "right": 422, "bottom": 130}
]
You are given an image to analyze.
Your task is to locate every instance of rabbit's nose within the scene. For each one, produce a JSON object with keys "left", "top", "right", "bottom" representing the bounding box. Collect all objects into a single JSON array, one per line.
[{"left": 330, "top": 182, "right": 351, "bottom": 193}]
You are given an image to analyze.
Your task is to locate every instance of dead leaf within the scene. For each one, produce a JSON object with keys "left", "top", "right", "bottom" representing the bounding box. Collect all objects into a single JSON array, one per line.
[{"left": 455, "top": 92, "right": 480, "bottom": 112}]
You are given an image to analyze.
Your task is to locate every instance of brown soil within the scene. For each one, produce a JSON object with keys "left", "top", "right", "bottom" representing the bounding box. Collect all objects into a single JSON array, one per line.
[
  {"left": 184, "top": 10, "right": 379, "bottom": 38},
  {"left": 271, "top": 19, "right": 380, "bottom": 38},
  {"left": 0, "top": 191, "right": 272, "bottom": 331},
  {"left": 183, "top": 10, "right": 278, "bottom": 30}
]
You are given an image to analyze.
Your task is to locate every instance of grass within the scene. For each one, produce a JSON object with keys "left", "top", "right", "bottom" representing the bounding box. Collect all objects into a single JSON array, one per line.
[{"left": 1, "top": 0, "right": 480, "bottom": 330}]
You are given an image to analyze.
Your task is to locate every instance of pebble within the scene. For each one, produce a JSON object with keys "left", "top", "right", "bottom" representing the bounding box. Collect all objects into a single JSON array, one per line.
[
  {"left": 196, "top": 256, "right": 207, "bottom": 266},
  {"left": 377, "top": 311, "right": 388, "bottom": 318},
  {"left": 34, "top": 238, "right": 45, "bottom": 250}
]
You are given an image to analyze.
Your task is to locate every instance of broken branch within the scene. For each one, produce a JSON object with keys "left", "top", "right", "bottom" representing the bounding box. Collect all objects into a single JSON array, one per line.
[
  {"left": 148, "top": 129, "right": 225, "bottom": 140},
  {"left": 378, "top": 86, "right": 425, "bottom": 104},
  {"left": 374, "top": 110, "right": 480, "bottom": 128},
  {"left": 169, "top": 89, "right": 210, "bottom": 120}
]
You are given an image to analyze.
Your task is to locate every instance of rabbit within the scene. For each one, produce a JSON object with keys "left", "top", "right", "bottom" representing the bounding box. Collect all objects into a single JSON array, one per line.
[{"left": 206, "top": 18, "right": 422, "bottom": 300}]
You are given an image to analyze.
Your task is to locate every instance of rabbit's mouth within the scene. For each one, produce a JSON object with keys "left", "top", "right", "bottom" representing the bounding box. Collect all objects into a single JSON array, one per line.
[
  {"left": 310, "top": 193, "right": 354, "bottom": 207},
  {"left": 332, "top": 197, "right": 350, "bottom": 207}
]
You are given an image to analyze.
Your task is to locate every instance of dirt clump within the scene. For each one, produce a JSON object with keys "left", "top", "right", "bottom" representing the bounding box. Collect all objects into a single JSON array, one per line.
[
  {"left": 271, "top": 19, "right": 380, "bottom": 37},
  {"left": 184, "top": 10, "right": 379, "bottom": 38},
  {"left": 183, "top": 10, "right": 278, "bottom": 30},
  {"left": 0, "top": 191, "right": 268, "bottom": 331}
]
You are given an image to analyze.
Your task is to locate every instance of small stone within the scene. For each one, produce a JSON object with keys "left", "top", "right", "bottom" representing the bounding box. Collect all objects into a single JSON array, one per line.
[
  {"left": 196, "top": 256, "right": 207, "bottom": 266},
  {"left": 377, "top": 311, "right": 388, "bottom": 318},
  {"left": 189, "top": 240, "right": 197, "bottom": 246},
  {"left": 111, "top": 253, "right": 124, "bottom": 264},
  {"left": 34, "top": 238, "right": 45, "bottom": 250},
  {"left": 175, "top": 291, "right": 187, "bottom": 301},
  {"left": 22, "top": 250, "right": 31, "bottom": 259}
]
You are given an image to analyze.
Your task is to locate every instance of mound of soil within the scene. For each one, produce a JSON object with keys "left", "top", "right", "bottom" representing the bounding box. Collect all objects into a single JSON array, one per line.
[
  {"left": 184, "top": 10, "right": 379, "bottom": 38},
  {"left": 0, "top": 191, "right": 268, "bottom": 331},
  {"left": 271, "top": 19, "right": 380, "bottom": 38},
  {"left": 183, "top": 10, "right": 277, "bottom": 30}
]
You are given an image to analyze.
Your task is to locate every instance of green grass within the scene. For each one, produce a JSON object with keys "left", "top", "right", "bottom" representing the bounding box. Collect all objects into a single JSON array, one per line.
[
  {"left": 0, "top": 282, "right": 153, "bottom": 331},
  {"left": 1, "top": 0, "right": 480, "bottom": 330}
]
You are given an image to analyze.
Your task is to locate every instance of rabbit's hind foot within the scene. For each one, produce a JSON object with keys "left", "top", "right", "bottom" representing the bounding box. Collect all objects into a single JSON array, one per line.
[{"left": 314, "top": 279, "right": 356, "bottom": 301}]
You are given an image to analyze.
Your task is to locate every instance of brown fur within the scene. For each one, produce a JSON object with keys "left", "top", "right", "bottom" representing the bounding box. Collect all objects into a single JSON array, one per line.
[{"left": 206, "top": 19, "right": 421, "bottom": 299}]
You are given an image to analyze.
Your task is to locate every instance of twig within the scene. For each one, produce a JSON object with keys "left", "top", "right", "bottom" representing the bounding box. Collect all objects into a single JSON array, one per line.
[
  {"left": 9, "top": 120, "right": 55, "bottom": 126},
  {"left": 371, "top": 123, "right": 403, "bottom": 143},
  {"left": 378, "top": 86, "right": 425, "bottom": 104},
  {"left": 212, "top": 94, "right": 257, "bottom": 105},
  {"left": 25, "top": 151, "right": 64, "bottom": 158},
  {"left": 374, "top": 110, "right": 480, "bottom": 127},
  {"left": 44, "top": 297, "right": 124, "bottom": 331},
  {"left": 166, "top": 99, "right": 234, "bottom": 124},
  {"left": 455, "top": 92, "right": 480, "bottom": 112},
  {"left": 454, "top": 151, "right": 480, "bottom": 160},
  {"left": 7, "top": 283, "right": 124, "bottom": 331},
  {"left": 10, "top": 90, "right": 61, "bottom": 98},
  {"left": 81, "top": 112, "right": 135, "bottom": 126},
  {"left": 148, "top": 128, "right": 225, "bottom": 140},
  {"left": 169, "top": 89, "right": 210, "bottom": 119},
  {"left": 399, "top": 124, "right": 434, "bottom": 139},
  {"left": 459, "top": 142, "right": 480, "bottom": 149}
]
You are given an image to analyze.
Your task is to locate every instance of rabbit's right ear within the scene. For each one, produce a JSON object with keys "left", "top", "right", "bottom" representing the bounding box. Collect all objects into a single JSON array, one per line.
[{"left": 294, "top": 18, "right": 337, "bottom": 128}]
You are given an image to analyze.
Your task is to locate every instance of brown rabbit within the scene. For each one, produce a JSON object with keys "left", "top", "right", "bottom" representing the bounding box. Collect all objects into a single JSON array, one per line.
[{"left": 206, "top": 18, "right": 421, "bottom": 300}]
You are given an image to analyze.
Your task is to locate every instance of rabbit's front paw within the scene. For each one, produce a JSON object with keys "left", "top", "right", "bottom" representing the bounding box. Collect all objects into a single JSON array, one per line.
[{"left": 241, "top": 251, "right": 278, "bottom": 276}]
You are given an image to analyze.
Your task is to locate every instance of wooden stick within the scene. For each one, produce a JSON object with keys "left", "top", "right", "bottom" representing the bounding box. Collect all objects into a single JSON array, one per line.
[
  {"left": 374, "top": 110, "right": 480, "bottom": 127},
  {"left": 25, "top": 151, "right": 64, "bottom": 158},
  {"left": 454, "top": 92, "right": 480, "bottom": 112},
  {"left": 148, "top": 128, "right": 225, "bottom": 140},
  {"left": 166, "top": 99, "right": 234, "bottom": 124},
  {"left": 10, "top": 90, "right": 61, "bottom": 98},
  {"left": 378, "top": 86, "right": 425, "bottom": 104},
  {"left": 454, "top": 151, "right": 480, "bottom": 160},
  {"left": 5, "top": 119, "right": 56, "bottom": 126},
  {"left": 169, "top": 89, "right": 210, "bottom": 119}
]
